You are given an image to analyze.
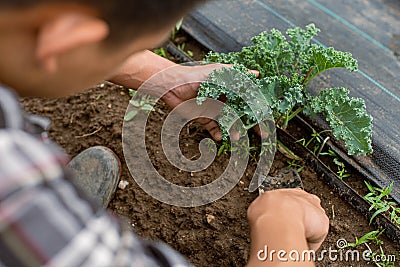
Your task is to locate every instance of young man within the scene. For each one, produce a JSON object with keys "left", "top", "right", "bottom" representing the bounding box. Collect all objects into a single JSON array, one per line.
[{"left": 0, "top": 1, "right": 329, "bottom": 266}]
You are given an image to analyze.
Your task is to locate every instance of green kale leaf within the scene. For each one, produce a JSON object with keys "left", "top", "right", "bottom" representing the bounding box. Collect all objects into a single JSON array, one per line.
[
  {"left": 304, "top": 88, "right": 373, "bottom": 156},
  {"left": 199, "top": 24, "right": 372, "bottom": 156}
]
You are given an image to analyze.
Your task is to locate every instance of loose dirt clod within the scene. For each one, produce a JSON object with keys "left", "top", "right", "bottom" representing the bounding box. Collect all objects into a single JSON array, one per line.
[{"left": 206, "top": 214, "right": 215, "bottom": 224}]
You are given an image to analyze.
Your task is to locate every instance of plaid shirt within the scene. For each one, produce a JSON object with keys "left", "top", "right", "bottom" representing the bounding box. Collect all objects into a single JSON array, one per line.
[{"left": 0, "top": 85, "right": 193, "bottom": 267}]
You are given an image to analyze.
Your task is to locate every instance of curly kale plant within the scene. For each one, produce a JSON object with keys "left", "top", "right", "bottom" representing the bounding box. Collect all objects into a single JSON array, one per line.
[{"left": 197, "top": 24, "right": 373, "bottom": 156}]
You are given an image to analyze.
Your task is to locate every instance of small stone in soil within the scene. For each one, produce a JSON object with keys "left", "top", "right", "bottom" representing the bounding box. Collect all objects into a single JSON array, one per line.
[
  {"left": 206, "top": 214, "right": 215, "bottom": 224},
  {"left": 118, "top": 180, "right": 129, "bottom": 190}
]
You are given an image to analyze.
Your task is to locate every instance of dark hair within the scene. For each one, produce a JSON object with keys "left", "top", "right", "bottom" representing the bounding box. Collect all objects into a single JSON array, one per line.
[{"left": 2, "top": 0, "right": 205, "bottom": 42}]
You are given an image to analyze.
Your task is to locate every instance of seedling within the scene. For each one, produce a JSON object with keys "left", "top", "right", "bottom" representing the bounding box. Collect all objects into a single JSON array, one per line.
[
  {"left": 124, "top": 90, "right": 157, "bottom": 121},
  {"left": 368, "top": 247, "right": 396, "bottom": 267},
  {"left": 319, "top": 148, "right": 336, "bottom": 158},
  {"left": 296, "top": 129, "right": 331, "bottom": 154},
  {"left": 344, "top": 230, "right": 384, "bottom": 248},
  {"left": 217, "top": 141, "right": 231, "bottom": 156},
  {"left": 204, "top": 139, "right": 217, "bottom": 153},
  {"left": 171, "top": 18, "right": 184, "bottom": 40},
  {"left": 342, "top": 230, "right": 398, "bottom": 266},
  {"left": 216, "top": 139, "right": 258, "bottom": 161},
  {"left": 198, "top": 24, "right": 373, "bottom": 157},
  {"left": 177, "top": 43, "right": 185, "bottom": 51},
  {"left": 187, "top": 50, "right": 194, "bottom": 58},
  {"left": 333, "top": 158, "right": 350, "bottom": 180},
  {"left": 296, "top": 129, "right": 329, "bottom": 147},
  {"left": 318, "top": 147, "right": 350, "bottom": 179},
  {"left": 364, "top": 181, "right": 400, "bottom": 226},
  {"left": 287, "top": 159, "right": 303, "bottom": 173},
  {"left": 177, "top": 43, "right": 194, "bottom": 58},
  {"left": 341, "top": 230, "right": 396, "bottom": 267},
  {"left": 153, "top": 47, "right": 167, "bottom": 58}
]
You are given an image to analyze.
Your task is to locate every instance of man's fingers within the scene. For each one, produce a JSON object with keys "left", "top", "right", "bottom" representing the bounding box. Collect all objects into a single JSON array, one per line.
[
  {"left": 249, "top": 70, "right": 260, "bottom": 78},
  {"left": 253, "top": 124, "right": 269, "bottom": 140},
  {"left": 307, "top": 216, "right": 330, "bottom": 251},
  {"left": 308, "top": 240, "right": 325, "bottom": 252},
  {"left": 197, "top": 118, "right": 222, "bottom": 141}
]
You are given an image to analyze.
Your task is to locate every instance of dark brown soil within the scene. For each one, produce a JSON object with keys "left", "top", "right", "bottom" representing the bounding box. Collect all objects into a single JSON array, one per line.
[{"left": 21, "top": 84, "right": 399, "bottom": 266}]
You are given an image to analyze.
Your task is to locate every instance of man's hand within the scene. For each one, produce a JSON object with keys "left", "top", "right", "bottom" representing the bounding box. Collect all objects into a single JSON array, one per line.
[
  {"left": 160, "top": 64, "right": 226, "bottom": 141},
  {"left": 247, "top": 189, "right": 329, "bottom": 266},
  {"left": 111, "top": 51, "right": 261, "bottom": 141},
  {"left": 110, "top": 52, "right": 225, "bottom": 141},
  {"left": 160, "top": 64, "right": 263, "bottom": 141}
]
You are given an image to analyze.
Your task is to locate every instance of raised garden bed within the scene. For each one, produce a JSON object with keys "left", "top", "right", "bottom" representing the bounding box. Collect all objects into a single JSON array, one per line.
[{"left": 21, "top": 29, "right": 400, "bottom": 266}]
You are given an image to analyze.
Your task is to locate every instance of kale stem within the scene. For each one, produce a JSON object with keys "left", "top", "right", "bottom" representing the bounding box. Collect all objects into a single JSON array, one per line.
[
  {"left": 283, "top": 109, "right": 292, "bottom": 129},
  {"left": 274, "top": 59, "right": 280, "bottom": 75},
  {"left": 275, "top": 114, "right": 284, "bottom": 127},
  {"left": 287, "top": 107, "right": 304, "bottom": 122},
  {"left": 302, "top": 67, "right": 314, "bottom": 86},
  {"left": 281, "top": 107, "right": 304, "bottom": 129}
]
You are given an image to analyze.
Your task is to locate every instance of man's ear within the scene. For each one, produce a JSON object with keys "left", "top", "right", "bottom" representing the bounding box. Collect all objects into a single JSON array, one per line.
[{"left": 36, "top": 12, "right": 109, "bottom": 73}]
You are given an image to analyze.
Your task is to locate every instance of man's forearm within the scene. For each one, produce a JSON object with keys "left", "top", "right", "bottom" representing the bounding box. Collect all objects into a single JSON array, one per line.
[{"left": 109, "top": 50, "right": 176, "bottom": 90}]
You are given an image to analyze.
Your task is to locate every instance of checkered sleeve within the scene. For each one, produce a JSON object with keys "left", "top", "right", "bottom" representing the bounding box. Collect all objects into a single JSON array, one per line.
[{"left": 0, "top": 129, "right": 193, "bottom": 267}]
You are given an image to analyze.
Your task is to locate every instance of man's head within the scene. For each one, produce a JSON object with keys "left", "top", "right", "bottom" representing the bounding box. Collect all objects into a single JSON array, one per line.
[{"left": 0, "top": 0, "right": 204, "bottom": 96}]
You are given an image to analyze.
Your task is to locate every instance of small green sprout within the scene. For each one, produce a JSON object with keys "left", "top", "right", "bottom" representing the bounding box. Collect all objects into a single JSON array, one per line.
[
  {"left": 344, "top": 230, "right": 384, "bottom": 248},
  {"left": 124, "top": 91, "right": 157, "bottom": 121},
  {"left": 153, "top": 48, "right": 167, "bottom": 58},
  {"left": 364, "top": 181, "right": 400, "bottom": 226},
  {"left": 171, "top": 18, "right": 183, "bottom": 40},
  {"left": 287, "top": 159, "right": 303, "bottom": 173}
]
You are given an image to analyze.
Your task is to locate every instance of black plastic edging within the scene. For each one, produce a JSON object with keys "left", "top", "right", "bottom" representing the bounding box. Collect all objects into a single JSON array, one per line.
[{"left": 166, "top": 42, "right": 196, "bottom": 64}]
